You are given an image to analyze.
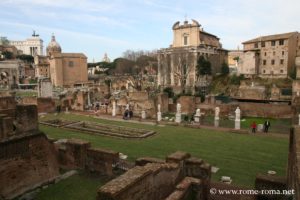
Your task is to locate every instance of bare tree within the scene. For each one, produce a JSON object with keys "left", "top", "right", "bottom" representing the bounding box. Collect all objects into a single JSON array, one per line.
[{"left": 173, "top": 52, "right": 194, "bottom": 93}]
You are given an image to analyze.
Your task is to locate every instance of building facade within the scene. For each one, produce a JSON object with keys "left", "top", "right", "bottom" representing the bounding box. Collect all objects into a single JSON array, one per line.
[
  {"left": 157, "top": 19, "right": 227, "bottom": 92},
  {"left": 46, "top": 34, "right": 88, "bottom": 87},
  {"left": 9, "top": 32, "right": 43, "bottom": 56},
  {"left": 239, "top": 32, "right": 299, "bottom": 78}
]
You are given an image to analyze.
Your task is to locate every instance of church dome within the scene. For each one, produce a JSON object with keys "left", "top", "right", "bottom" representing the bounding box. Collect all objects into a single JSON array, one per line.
[{"left": 46, "top": 34, "right": 61, "bottom": 55}]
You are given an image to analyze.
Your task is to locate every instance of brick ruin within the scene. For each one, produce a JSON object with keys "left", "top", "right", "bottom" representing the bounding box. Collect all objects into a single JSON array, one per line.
[
  {"left": 287, "top": 126, "right": 300, "bottom": 199},
  {"left": 0, "top": 96, "right": 120, "bottom": 199},
  {"left": 97, "top": 151, "right": 211, "bottom": 200},
  {"left": 0, "top": 97, "right": 60, "bottom": 199}
]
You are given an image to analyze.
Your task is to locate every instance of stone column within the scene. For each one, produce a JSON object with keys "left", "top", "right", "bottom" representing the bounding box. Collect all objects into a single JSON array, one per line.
[
  {"left": 157, "top": 54, "right": 161, "bottom": 85},
  {"left": 298, "top": 114, "right": 300, "bottom": 126},
  {"left": 87, "top": 89, "right": 91, "bottom": 109},
  {"left": 235, "top": 107, "right": 241, "bottom": 130},
  {"left": 175, "top": 103, "right": 182, "bottom": 123},
  {"left": 214, "top": 107, "right": 220, "bottom": 127},
  {"left": 157, "top": 104, "right": 162, "bottom": 122},
  {"left": 170, "top": 54, "right": 175, "bottom": 86},
  {"left": 141, "top": 110, "right": 146, "bottom": 119},
  {"left": 194, "top": 108, "right": 201, "bottom": 123},
  {"left": 112, "top": 101, "right": 116, "bottom": 117}
]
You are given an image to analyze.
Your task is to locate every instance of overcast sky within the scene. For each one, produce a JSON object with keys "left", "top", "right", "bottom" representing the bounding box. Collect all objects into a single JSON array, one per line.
[{"left": 1, "top": 0, "right": 299, "bottom": 62}]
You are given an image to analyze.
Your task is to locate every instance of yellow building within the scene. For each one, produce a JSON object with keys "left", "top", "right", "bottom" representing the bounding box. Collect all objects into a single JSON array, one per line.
[
  {"left": 157, "top": 19, "right": 227, "bottom": 92},
  {"left": 45, "top": 34, "right": 88, "bottom": 87}
]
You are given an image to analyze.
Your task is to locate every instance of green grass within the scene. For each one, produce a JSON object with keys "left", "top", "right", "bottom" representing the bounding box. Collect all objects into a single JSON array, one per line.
[
  {"left": 39, "top": 113, "right": 289, "bottom": 188},
  {"left": 36, "top": 172, "right": 106, "bottom": 200},
  {"left": 201, "top": 115, "right": 291, "bottom": 133}
]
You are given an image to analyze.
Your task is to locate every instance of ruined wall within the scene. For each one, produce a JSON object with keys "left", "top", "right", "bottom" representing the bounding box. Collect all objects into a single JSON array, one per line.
[
  {"left": 56, "top": 139, "right": 119, "bottom": 176},
  {"left": 178, "top": 96, "right": 196, "bottom": 114},
  {"left": 287, "top": 127, "right": 300, "bottom": 199},
  {"left": 0, "top": 96, "right": 16, "bottom": 118},
  {"left": 0, "top": 133, "right": 59, "bottom": 199},
  {"left": 15, "top": 105, "right": 38, "bottom": 133},
  {"left": 86, "top": 148, "right": 119, "bottom": 176},
  {"left": 198, "top": 102, "right": 292, "bottom": 118},
  {"left": 98, "top": 151, "right": 211, "bottom": 200},
  {"left": 98, "top": 163, "right": 181, "bottom": 200},
  {"left": 37, "top": 98, "right": 56, "bottom": 113}
]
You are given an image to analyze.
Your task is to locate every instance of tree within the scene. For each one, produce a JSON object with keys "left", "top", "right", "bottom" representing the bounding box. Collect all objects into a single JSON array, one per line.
[
  {"left": 17, "top": 54, "right": 34, "bottom": 63},
  {"left": 0, "top": 37, "right": 9, "bottom": 45},
  {"left": 173, "top": 52, "right": 194, "bottom": 94},
  {"left": 2, "top": 51, "right": 13, "bottom": 59},
  {"left": 221, "top": 62, "right": 229, "bottom": 75},
  {"left": 196, "top": 56, "right": 211, "bottom": 77}
]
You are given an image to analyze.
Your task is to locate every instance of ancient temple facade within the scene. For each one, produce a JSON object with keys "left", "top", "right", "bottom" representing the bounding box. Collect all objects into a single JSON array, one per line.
[{"left": 157, "top": 19, "right": 227, "bottom": 92}]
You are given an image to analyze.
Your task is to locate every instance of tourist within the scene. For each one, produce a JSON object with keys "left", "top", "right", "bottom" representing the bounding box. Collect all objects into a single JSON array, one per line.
[
  {"left": 129, "top": 110, "right": 133, "bottom": 119},
  {"left": 251, "top": 121, "right": 257, "bottom": 133},
  {"left": 264, "top": 120, "right": 271, "bottom": 133},
  {"left": 123, "top": 109, "right": 129, "bottom": 120}
]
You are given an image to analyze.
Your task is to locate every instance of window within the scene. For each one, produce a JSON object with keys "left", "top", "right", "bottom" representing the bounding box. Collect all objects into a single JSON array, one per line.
[
  {"left": 264, "top": 52, "right": 267, "bottom": 56},
  {"left": 280, "top": 69, "right": 284, "bottom": 73},
  {"left": 263, "top": 70, "right": 266, "bottom": 73},
  {"left": 69, "top": 61, "right": 74, "bottom": 67},
  {"left": 271, "top": 40, "right": 276, "bottom": 46},
  {"left": 263, "top": 60, "right": 266, "bottom": 65},
  {"left": 280, "top": 59, "right": 284, "bottom": 64},
  {"left": 271, "top": 60, "right": 275, "bottom": 65},
  {"left": 183, "top": 36, "right": 188, "bottom": 45},
  {"left": 279, "top": 40, "right": 284, "bottom": 45},
  {"left": 261, "top": 41, "right": 265, "bottom": 47},
  {"left": 254, "top": 43, "right": 258, "bottom": 48},
  {"left": 273, "top": 51, "right": 275, "bottom": 56},
  {"left": 282, "top": 51, "right": 285, "bottom": 56}
]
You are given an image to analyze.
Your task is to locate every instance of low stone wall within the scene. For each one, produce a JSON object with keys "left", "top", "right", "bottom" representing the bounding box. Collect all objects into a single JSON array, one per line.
[
  {"left": 287, "top": 126, "right": 300, "bottom": 199},
  {"left": 56, "top": 138, "right": 119, "bottom": 176},
  {"left": 37, "top": 98, "right": 56, "bottom": 113},
  {"left": 20, "top": 97, "right": 56, "bottom": 113},
  {"left": 0, "top": 132, "right": 59, "bottom": 199},
  {"left": 198, "top": 102, "right": 292, "bottom": 118},
  {"left": 97, "top": 151, "right": 211, "bottom": 200}
]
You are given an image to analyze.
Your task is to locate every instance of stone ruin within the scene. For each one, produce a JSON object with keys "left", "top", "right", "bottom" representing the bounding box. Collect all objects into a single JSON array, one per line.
[
  {"left": 97, "top": 151, "right": 211, "bottom": 200},
  {"left": 0, "top": 96, "right": 60, "bottom": 199},
  {"left": 0, "top": 95, "right": 122, "bottom": 199},
  {"left": 40, "top": 119, "right": 156, "bottom": 139}
]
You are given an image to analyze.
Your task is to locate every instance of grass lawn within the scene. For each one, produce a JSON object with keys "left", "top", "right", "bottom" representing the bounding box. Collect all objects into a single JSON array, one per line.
[
  {"left": 36, "top": 172, "right": 106, "bottom": 200},
  {"left": 39, "top": 113, "right": 289, "bottom": 189},
  {"left": 201, "top": 115, "right": 291, "bottom": 133}
]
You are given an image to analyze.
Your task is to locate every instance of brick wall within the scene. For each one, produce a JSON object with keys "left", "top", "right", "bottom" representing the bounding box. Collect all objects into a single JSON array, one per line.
[
  {"left": 287, "top": 127, "right": 300, "bottom": 199},
  {"left": 98, "top": 151, "right": 211, "bottom": 200},
  {"left": 0, "top": 132, "right": 59, "bottom": 199}
]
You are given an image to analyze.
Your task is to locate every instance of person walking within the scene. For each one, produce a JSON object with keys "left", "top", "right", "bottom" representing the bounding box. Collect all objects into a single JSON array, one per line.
[
  {"left": 264, "top": 120, "right": 271, "bottom": 133},
  {"left": 251, "top": 121, "right": 257, "bottom": 133}
]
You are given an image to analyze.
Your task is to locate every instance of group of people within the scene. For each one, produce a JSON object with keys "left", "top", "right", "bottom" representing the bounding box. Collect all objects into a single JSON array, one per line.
[
  {"left": 123, "top": 109, "right": 133, "bottom": 120},
  {"left": 251, "top": 120, "right": 271, "bottom": 133}
]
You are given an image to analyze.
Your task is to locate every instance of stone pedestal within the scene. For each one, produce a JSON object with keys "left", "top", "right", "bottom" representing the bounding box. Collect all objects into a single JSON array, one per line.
[
  {"left": 214, "top": 119, "right": 219, "bottom": 127},
  {"left": 157, "top": 112, "right": 162, "bottom": 122},
  {"left": 194, "top": 116, "right": 200, "bottom": 123},
  {"left": 234, "top": 107, "right": 241, "bottom": 130},
  {"left": 235, "top": 119, "right": 240, "bottom": 130},
  {"left": 112, "top": 101, "right": 116, "bottom": 117},
  {"left": 175, "top": 113, "right": 181, "bottom": 123},
  {"left": 141, "top": 111, "right": 146, "bottom": 119},
  {"left": 65, "top": 107, "right": 69, "bottom": 114}
]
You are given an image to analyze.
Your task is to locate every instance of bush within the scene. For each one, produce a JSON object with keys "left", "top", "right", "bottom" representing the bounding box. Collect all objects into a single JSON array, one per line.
[
  {"left": 221, "top": 62, "right": 229, "bottom": 75},
  {"left": 163, "top": 87, "right": 174, "bottom": 98}
]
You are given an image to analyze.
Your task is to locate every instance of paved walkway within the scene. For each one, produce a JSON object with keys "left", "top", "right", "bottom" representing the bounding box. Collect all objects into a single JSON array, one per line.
[{"left": 69, "top": 111, "right": 289, "bottom": 139}]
